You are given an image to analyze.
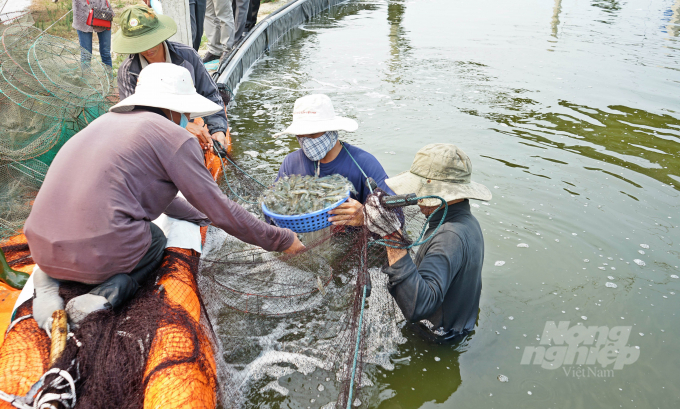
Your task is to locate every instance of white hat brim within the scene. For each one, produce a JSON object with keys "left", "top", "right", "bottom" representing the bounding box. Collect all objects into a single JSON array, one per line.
[
  {"left": 386, "top": 171, "right": 492, "bottom": 206},
  {"left": 109, "top": 90, "right": 222, "bottom": 119},
  {"left": 273, "top": 116, "right": 358, "bottom": 137}
]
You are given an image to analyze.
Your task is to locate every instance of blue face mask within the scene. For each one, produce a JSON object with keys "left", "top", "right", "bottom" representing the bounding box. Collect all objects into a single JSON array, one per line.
[{"left": 179, "top": 113, "right": 189, "bottom": 129}]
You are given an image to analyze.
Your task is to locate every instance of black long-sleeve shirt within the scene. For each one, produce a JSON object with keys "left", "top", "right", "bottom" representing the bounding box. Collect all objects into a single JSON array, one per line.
[{"left": 383, "top": 200, "right": 484, "bottom": 337}]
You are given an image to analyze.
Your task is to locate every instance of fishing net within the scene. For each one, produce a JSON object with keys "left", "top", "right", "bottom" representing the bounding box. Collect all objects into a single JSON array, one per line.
[
  {"left": 193, "top": 154, "right": 442, "bottom": 408},
  {"left": 0, "top": 21, "right": 115, "bottom": 241},
  {"left": 0, "top": 245, "right": 219, "bottom": 409}
]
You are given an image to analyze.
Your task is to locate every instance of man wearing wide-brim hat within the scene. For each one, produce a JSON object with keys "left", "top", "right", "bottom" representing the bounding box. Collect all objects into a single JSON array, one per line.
[
  {"left": 25, "top": 63, "right": 303, "bottom": 333},
  {"left": 113, "top": 5, "right": 229, "bottom": 151},
  {"left": 364, "top": 143, "right": 491, "bottom": 342}
]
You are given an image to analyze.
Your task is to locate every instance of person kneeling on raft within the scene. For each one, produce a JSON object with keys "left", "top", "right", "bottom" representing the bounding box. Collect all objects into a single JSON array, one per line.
[
  {"left": 114, "top": 5, "right": 229, "bottom": 152},
  {"left": 25, "top": 63, "right": 305, "bottom": 334},
  {"left": 364, "top": 144, "right": 490, "bottom": 342},
  {"left": 273, "top": 94, "right": 396, "bottom": 226}
]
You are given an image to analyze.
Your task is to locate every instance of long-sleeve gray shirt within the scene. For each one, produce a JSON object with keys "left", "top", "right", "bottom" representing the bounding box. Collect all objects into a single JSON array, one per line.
[
  {"left": 25, "top": 110, "right": 294, "bottom": 284},
  {"left": 383, "top": 200, "right": 484, "bottom": 336}
]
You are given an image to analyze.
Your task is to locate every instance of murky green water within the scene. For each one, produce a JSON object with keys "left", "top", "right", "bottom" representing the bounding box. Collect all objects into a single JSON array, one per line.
[{"left": 223, "top": 0, "right": 680, "bottom": 407}]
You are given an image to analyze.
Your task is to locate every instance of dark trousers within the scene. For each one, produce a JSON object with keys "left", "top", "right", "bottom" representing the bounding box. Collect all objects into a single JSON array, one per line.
[
  {"left": 189, "top": 0, "right": 207, "bottom": 51},
  {"left": 229, "top": 0, "right": 248, "bottom": 48},
  {"left": 89, "top": 223, "right": 167, "bottom": 308},
  {"left": 246, "top": 0, "right": 260, "bottom": 29}
]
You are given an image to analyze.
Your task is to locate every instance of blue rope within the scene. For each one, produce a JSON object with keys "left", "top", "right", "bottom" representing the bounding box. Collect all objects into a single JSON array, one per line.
[
  {"left": 372, "top": 195, "right": 448, "bottom": 250},
  {"left": 341, "top": 142, "right": 373, "bottom": 194},
  {"left": 346, "top": 284, "right": 367, "bottom": 409}
]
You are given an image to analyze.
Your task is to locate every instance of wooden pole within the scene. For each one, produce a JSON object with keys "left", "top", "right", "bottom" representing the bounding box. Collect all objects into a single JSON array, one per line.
[
  {"left": 163, "top": 0, "right": 193, "bottom": 47},
  {"left": 50, "top": 310, "right": 68, "bottom": 365}
]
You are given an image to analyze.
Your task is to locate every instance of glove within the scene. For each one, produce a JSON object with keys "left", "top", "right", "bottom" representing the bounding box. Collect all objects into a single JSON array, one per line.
[
  {"left": 32, "top": 267, "right": 64, "bottom": 336},
  {"left": 66, "top": 294, "right": 111, "bottom": 328},
  {"left": 363, "top": 191, "right": 401, "bottom": 237}
]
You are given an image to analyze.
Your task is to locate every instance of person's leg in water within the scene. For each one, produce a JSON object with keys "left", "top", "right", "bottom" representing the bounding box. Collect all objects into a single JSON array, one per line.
[
  {"left": 96, "top": 29, "right": 112, "bottom": 67},
  {"left": 77, "top": 30, "right": 93, "bottom": 68},
  {"left": 65, "top": 223, "right": 167, "bottom": 325}
]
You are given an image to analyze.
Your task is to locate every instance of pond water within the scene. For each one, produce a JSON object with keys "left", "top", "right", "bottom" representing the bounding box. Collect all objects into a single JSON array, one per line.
[{"left": 219, "top": 0, "right": 680, "bottom": 407}]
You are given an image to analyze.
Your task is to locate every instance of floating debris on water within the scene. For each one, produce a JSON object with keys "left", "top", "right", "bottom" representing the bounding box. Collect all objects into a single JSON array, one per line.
[
  {"left": 434, "top": 357, "right": 441, "bottom": 361},
  {"left": 606, "top": 282, "right": 618, "bottom": 288},
  {"left": 318, "top": 384, "right": 325, "bottom": 392},
  {"left": 555, "top": 239, "right": 560, "bottom": 242},
  {"left": 581, "top": 316, "right": 588, "bottom": 320},
  {"left": 638, "top": 250, "right": 645, "bottom": 255},
  {"left": 498, "top": 374, "right": 509, "bottom": 383},
  {"left": 517, "top": 243, "right": 529, "bottom": 248},
  {"left": 495, "top": 261, "right": 506, "bottom": 266},
  {"left": 508, "top": 316, "right": 514, "bottom": 320},
  {"left": 316, "top": 276, "right": 326, "bottom": 296},
  {"left": 471, "top": 202, "right": 480, "bottom": 208},
  {"left": 584, "top": 259, "right": 590, "bottom": 263},
  {"left": 671, "top": 275, "right": 679, "bottom": 279},
  {"left": 527, "top": 391, "right": 533, "bottom": 395},
  {"left": 261, "top": 174, "right": 354, "bottom": 215},
  {"left": 640, "top": 244, "right": 649, "bottom": 249},
  {"left": 607, "top": 276, "right": 615, "bottom": 280},
  {"left": 633, "top": 259, "right": 646, "bottom": 266}
]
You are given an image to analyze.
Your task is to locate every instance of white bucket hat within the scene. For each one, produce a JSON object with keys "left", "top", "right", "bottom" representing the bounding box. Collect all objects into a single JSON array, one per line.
[
  {"left": 273, "top": 94, "right": 358, "bottom": 137},
  {"left": 109, "top": 63, "right": 222, "bottom": 119},
  {"left": 386, "top": 144, "right": 492, "bottom": 207}
]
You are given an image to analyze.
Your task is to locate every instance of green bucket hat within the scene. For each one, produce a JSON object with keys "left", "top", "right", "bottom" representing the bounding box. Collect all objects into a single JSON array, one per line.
[{"left": 112, "top": 6, "right": 177, "bottom": 54}]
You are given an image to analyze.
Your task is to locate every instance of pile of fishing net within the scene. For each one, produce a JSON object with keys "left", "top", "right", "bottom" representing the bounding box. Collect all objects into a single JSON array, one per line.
[{"left": 0, "top": 21, "right": 116, "bottom": 240}]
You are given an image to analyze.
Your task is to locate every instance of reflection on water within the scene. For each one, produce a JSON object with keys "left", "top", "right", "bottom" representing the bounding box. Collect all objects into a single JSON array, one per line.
[
  {"left": 664, "top": 0, "right": 680, "bottom": 37},
  {"left": 478, "top": 101, "right": 680, "bottom": 192},
  {"left": 216, "top": 0, "right": 680, "bottom": 407},
  {"left": 550, "top": 0, "right": 562, "bottom": 38}
]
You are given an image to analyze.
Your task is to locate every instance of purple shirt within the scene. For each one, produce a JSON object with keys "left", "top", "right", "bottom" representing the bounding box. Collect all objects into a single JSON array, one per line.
[{"left": 25, "top": 111, "right": 293, "bottom": 284}]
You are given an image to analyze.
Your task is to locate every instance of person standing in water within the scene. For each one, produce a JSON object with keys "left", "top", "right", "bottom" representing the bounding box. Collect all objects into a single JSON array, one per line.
[{"left": 364, "top": 144, "right": 491, "bottom": 342}]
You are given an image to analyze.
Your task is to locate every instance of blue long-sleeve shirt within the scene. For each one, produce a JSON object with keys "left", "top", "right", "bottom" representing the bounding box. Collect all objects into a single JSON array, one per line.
[
  {"left": 276, "top": 142, "right": 395, "bottom": 203},
  {"left": 383, "top": 200, "right": 484, "bottom": 338}
]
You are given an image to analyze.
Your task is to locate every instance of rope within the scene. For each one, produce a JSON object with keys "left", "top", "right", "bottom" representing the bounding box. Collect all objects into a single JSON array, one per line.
[
  {"left": 40, "top": 9, "right": 73, "bottom": 35},
  {"left": 372, "top": 195, "right": 448, "bottom": 250},
  {"left": 213, "top": 144, "right": 266, "bottom": 204},
  {"left": 340, "top": 142, "right": 373, "bottom": 194},
  {"left": 345, "top": 283, "right": 367, "bottom": 408}
]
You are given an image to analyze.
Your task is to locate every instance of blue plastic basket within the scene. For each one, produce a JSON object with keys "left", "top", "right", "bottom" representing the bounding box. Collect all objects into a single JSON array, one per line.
[{"left": 262, "top": 192, "right": 350, "bottom": 233}]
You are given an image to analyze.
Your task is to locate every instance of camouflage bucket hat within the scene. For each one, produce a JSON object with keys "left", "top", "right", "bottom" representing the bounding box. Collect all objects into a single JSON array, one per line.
[
  {"left": 112, "top": 6, "right": 177, "bottom": 54},
  {"left": 385, "top": 144, "right": 492, "bottom": 207}
]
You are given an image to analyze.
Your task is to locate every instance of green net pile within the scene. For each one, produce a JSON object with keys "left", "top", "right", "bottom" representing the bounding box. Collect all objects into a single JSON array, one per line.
[{"left": 0, "top": 21, "right": 116, "bottom": 240}]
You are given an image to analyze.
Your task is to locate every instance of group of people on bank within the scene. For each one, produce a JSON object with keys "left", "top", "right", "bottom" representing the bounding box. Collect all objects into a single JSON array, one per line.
[
  {"left": 28, "top": 5, "right": 491, "bottom": 343},
  {"left": 72, "top": 0, "right": 260, "bottom": 69}
]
